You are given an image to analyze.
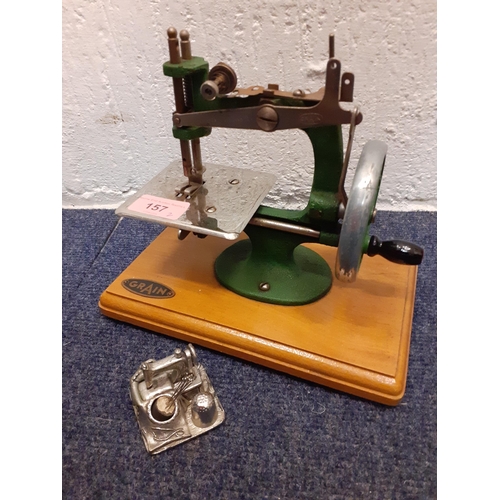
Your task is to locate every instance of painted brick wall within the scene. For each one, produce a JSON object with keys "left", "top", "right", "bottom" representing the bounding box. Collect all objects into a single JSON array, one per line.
[{"left": 62, "top": 0, "right": 436, "bottom": 210}]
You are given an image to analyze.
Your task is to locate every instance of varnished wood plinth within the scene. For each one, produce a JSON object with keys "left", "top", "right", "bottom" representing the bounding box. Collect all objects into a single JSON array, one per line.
[{"left": 99, "top": 228, "right": 418, "bottom": 405}]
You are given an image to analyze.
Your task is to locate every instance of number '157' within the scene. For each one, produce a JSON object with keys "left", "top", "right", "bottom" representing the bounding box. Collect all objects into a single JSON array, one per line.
[{"left": 146, "top": 203, "right": 168, "bottom": 212}]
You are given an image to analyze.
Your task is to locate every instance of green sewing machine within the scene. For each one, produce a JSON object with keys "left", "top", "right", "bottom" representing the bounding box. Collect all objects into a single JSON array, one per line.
[{"left": 100, "top": 28, "right": 424, "bottom": 405}]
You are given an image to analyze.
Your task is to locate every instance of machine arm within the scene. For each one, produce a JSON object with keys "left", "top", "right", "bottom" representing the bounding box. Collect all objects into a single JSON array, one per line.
[{"left": 173, "top": 58, "right": 362, "bottom": 132}]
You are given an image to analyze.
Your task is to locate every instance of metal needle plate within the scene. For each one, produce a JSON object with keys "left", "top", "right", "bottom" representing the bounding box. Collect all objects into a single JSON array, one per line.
[{"left": 116, "top": 161, "right": 276, "bottom": 240}]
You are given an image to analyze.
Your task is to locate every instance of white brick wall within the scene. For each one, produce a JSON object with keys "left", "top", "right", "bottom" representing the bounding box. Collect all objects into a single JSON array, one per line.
[{"left": 62, "top": 0, "right": 436, "bottom": 210}]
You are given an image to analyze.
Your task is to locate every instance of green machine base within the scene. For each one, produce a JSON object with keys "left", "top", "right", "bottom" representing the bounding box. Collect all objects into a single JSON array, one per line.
[{"left": 215, "top": 238, "right": 332, "bottom": 306}]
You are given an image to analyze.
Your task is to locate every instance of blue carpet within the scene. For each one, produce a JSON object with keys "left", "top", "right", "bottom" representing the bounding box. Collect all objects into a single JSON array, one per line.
[{"left": 62, "top": 209, "right": 436, "bottom": 499}]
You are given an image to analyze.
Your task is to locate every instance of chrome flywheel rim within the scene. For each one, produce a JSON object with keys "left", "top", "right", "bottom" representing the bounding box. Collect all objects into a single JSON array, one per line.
[{"left": 335, "top": 140, "right": 387, "bottom": 283}]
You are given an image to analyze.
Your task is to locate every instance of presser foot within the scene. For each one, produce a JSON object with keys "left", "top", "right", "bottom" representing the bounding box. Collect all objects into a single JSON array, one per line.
[{"left": 174, "top": 181, "right": 203, "bottom": 200}]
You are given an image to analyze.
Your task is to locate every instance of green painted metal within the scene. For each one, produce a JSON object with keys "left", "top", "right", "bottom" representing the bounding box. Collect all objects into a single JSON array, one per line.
[
  {"left": 163, "top": 57, "right": 209, "bottom": 78},
  {"left": 166, "top": 55, "right": 374, "bottom": 305},
  {"left": 172, "top": 126, "right": 211, "bottom": 141},
  {"left": 214, "top": 224, "right": 332, "bottom": 305}
]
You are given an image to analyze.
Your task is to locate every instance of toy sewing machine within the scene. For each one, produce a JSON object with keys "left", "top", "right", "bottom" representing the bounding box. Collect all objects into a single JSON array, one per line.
[{"left": 99, "top": 28, "right": 423, "bottom": 405}]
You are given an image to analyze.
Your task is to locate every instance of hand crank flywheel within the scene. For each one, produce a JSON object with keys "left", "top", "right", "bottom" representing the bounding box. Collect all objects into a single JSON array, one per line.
[{"left": 335, "top": 140, "right": 387, "bottom": 283}]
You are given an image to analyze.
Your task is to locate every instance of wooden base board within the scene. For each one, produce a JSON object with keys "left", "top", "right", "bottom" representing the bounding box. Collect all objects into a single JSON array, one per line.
[{"left": 99, "top": 228, "right": 417, "bottom": 405}]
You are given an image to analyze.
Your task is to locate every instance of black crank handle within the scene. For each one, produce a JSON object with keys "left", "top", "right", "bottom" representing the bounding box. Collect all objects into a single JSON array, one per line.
[{"left": 367, "top": 236, "right": 424, "bottom": 265}]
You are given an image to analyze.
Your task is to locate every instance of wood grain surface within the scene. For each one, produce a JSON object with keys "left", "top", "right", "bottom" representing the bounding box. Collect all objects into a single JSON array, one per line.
[{"left": 100, "top": 228, "right": 417, "bottom": 405}]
